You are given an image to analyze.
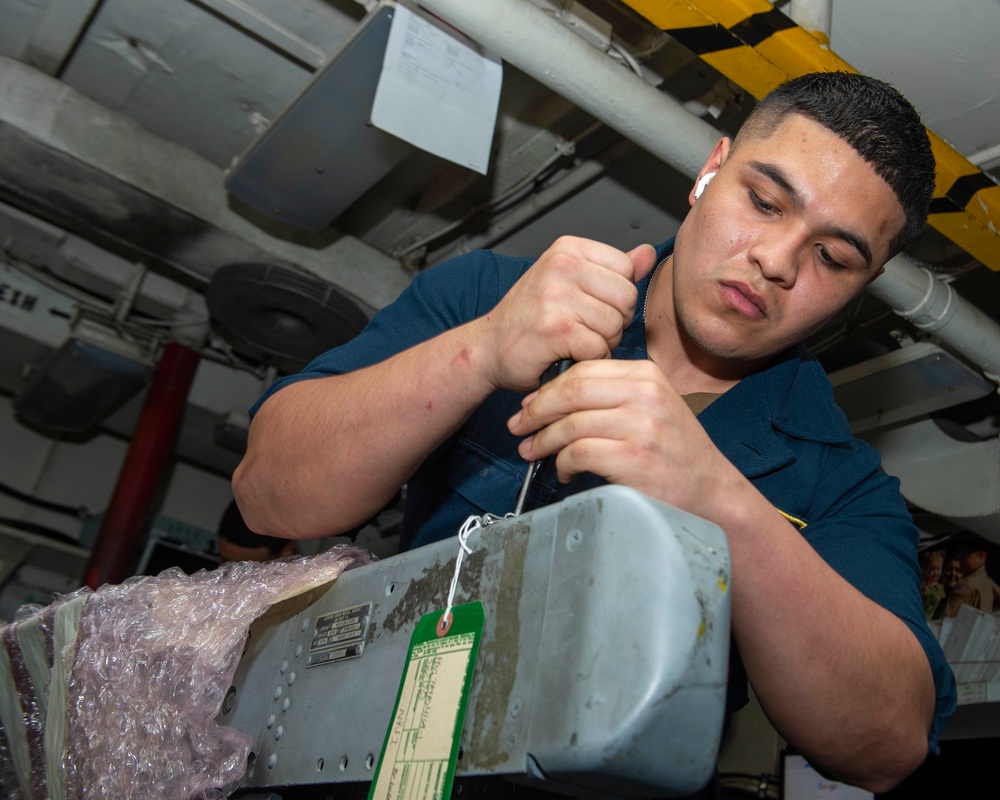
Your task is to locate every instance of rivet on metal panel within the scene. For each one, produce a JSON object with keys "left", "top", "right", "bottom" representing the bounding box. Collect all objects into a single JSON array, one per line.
[
  {"left": 566, "top": 529, "right": 583, "bottom": 550},
  {"left": 222, "top": 685, "right": 237, "bottom": 715},
  {"left": 267, "top": 754, "right": 277, "bottom": 769}
]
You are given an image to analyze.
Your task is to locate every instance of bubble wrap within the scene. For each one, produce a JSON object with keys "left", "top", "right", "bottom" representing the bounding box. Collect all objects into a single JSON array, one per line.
[{"left": 0, "top": 543, "right": 372, "bottom": 799}]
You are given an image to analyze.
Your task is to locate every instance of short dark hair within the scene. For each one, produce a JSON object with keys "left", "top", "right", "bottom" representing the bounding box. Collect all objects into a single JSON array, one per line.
[{"left": 734, "top": 71, "right": 935, "bottom": 256}]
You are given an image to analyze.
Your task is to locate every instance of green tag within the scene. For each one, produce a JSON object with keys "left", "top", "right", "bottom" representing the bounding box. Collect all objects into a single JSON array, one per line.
[{"left": 368, "top": 601, "right": 485, "bottom": 800}]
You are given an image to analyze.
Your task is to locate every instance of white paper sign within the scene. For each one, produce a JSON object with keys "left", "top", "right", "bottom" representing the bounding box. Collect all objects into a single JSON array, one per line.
[{"left": 371, "top": 2, "right": 502, "bottom": 174}]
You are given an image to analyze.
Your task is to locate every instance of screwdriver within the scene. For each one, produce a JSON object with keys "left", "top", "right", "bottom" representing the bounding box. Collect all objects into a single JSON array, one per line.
[{"left": 513, "top": 359, "right": 574, "bottom": 515}]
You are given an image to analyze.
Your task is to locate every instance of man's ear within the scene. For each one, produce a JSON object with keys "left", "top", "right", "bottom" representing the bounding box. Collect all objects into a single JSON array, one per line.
[{"left": 688, "top": 137, "right": 731, "bottom": 206}]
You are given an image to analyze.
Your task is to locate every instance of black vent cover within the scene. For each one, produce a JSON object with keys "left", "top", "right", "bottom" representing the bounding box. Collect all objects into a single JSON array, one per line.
[{"left": 206, "top": 263, "right": 369, "bottom": 372}]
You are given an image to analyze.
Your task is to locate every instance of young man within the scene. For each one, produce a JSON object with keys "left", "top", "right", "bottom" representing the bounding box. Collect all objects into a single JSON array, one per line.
[{"left": 233, "top": 72, "right": 956, "bottom": 792}]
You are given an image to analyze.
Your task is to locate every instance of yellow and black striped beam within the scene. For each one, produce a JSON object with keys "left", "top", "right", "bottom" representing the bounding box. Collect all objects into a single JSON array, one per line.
[{"left": 622, "top": 0, "right": 1000, "bottom": 271}]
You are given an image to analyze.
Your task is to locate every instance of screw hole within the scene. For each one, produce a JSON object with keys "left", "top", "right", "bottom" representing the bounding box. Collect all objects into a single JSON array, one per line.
[
  {"left": 221, "top": 685, "right": 237, "bottom": 715},
  {"left": 316, "top": 758, "right": 325, "bottom": 772},
  {"left": 339, "top": 756, "right": 349, "bottom": 771},
  {"left": 365, "top": 753, "right": 375, "bottom": 770}
]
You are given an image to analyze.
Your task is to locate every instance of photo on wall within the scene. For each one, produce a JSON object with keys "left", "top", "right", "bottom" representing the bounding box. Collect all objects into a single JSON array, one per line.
[{"left": 919, "top": 533, "right": 1000, "bottom": 622}]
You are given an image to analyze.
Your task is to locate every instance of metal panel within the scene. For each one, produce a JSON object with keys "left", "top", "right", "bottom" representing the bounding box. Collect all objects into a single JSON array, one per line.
[
  {"left": 830, "top": 343, "right": 996, "bottom": 434},
  {"left": 220, "top": 486, "right": 731, "bottom": 798},
  {"left": 24, "top": 0, "right": 103, "bottom": 75},
  {"left": 60, "top": 0, "right": 314, "bottom": 170}
]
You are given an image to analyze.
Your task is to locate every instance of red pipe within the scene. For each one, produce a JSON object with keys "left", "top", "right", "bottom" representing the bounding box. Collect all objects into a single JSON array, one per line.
[{"left": 84, "top": 342, "right": 200, "bottom": 589}]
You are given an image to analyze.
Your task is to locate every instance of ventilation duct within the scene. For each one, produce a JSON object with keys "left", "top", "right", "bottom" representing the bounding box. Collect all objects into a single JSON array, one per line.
[{"left": 868, "top": 418, "right": 1000, "bottom": 544}]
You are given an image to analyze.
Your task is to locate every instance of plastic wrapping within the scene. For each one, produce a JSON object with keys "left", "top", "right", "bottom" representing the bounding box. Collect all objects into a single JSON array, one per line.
[{"left": 0, "top": 543, "right": 372, "bottom": 799}]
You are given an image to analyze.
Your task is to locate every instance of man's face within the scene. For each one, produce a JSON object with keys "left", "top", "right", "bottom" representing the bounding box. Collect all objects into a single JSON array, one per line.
[
  {"left": 960, "top": 550, "right": 987, "bottom": 573},
  {"left": 668, "top": 114, "right": 906, "bottom": 371}
]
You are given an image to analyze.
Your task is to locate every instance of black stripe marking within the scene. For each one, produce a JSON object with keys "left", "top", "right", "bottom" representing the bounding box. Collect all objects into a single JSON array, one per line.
[
  {"left": 929, "top": 173, "right": 998, "bottom": 214},
  {"left": 730, "top": 8, "right": 798, "bottom": 48},
  {"left": 928, "top": 196, "right": 964, "bottom": 215},
  {"left": 944, "top": 172, "right": 997, "bottom": 209},
  {"left": 666, "top": 24, "right": 739, "bottom": 55},
  {"left": 666, "top": 8, "right": 798, "bottom": 56}
]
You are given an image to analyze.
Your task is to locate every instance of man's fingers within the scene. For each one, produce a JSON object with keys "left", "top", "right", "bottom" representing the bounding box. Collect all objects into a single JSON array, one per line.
[
  {"left": 509, "top": 360, "right": 673, "bottom": 439},
  {"left": 516, "top": 408, "right": 615, "bottom": 461},
  {"left": 626, "top": 243, "right": 658, "bottom": 283}
]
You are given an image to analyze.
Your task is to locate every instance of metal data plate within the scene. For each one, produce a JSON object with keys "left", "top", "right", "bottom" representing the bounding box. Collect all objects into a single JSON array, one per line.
[{"left": 219, "top": 486, "right": 731, "bottom": 798}]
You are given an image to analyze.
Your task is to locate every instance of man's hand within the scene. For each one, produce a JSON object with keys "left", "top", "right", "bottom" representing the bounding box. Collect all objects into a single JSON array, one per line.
[
  {"left": 507, "top": 358, "right": 743, "bottom": 519},
  {"left": 509, "top": 358, "right": 936, "bottom": 792},
  {"left": 473, "top": 237, "right": 657, "bottom": 393}
]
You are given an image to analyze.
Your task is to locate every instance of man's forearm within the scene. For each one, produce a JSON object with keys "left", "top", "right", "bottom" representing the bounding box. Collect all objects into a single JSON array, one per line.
[
  {"left": 233, "top": 322, "right": 496, "bottom": 539},
  {"left": 723, "top": 488, "right": 935, "bottom": 792}
]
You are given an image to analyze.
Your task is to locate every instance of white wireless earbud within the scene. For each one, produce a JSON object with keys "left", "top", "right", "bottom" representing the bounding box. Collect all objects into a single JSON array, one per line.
[{"left": 694, "top": 172, "right": 717, "bottom": 200}]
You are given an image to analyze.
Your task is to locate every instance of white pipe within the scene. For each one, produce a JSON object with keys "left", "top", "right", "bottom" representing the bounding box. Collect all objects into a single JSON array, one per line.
[
  {"left": 869, "top": 255, "right": 1000, "bottom": 382},
  {"left": 789, "top": 0, "right": 833, "bottom": 38},
  {"left": 969, "top": 141, "right": 1000, "bottom": 168},
  {"left": 416, "top": 0, "right": 720, "bottom": 180},
  {"left": 418, "top": 0, "right": 1000, "bottom": 384}
]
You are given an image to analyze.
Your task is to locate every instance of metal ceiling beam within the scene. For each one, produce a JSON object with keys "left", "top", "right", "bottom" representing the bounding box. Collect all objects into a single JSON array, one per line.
[
  {"left": 620, "top": 0, "right": 1000, "bottom": 272},
  {"left": 0, "top": 55, "right": 409, "bottom": 313},
  {"left": 183, "top": 0, "right": 327, "bottom": 71},
  {"left": 24, "top": 0, "right": 105, "bottom": 76}
]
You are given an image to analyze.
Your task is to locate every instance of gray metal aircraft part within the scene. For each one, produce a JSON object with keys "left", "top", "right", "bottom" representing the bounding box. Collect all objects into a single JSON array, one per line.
[{"left": 219, "top": 486, "right": 731, "bottom": 798}]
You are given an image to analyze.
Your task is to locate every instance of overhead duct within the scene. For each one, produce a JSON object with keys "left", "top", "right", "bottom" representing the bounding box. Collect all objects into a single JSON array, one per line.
[{"left": 867, "top": 418, "right": 1000, "bottom": 545}]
